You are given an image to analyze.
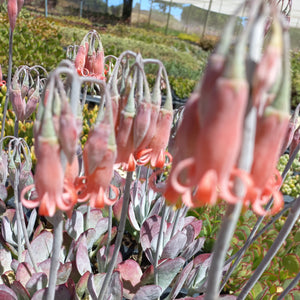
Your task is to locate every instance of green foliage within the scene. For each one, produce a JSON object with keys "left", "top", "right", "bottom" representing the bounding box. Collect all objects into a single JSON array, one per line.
[
  {"left": 0, "top": 12, "right": 65, "bottom": 75},
  {"left": 291, "top": 51, "right": 300, "bottom": 108},
  {"left": 225, "top": 210, "right": 300, "bottom": 299},
  {"left": 169, "top": 76, "right": 197, "bottom": 99},
  {"left": 278, "top": 154, "right": 300, "bottom": 198}
]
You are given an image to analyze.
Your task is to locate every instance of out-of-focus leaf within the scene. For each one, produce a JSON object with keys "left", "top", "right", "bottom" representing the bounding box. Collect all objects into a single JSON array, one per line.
[
  {"left": 26, "top": 209, "right": 37, "bottom": 238},
  {"left": 85, "top": 208, "right": 103, "bottom": 229},
  {"left": 282, "top": 254, "right": 300, "bottom": 275}
]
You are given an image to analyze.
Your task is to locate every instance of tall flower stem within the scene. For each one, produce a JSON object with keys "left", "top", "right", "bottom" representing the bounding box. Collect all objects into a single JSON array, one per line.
[
  {"left": 46, "top": 211, "right": 64, "bottom": 300},
  {"left": 220, "top": 144, "right": 300, "bottom": 290},
  {"left": 104, "top": 204, "right": 113, "bottom": 270},
  {"left": 154, "top": 202, "right": 167, "bottom": 287},
  {"left": 97, "top": 171, "right": 133, "bottom": 300},
  {"left": 18, "top": 204, "right": 39, "bottom": 272},
  {"left": 205, "top": 107, "right": 257, "bottom": 300},
  {"left": 13, "top": 169, "right": 23, "bottom": 261},
  {"left": 238, "top": 195, "right": 300, "bottom": 299},
  {"left": 1, "top": 29, "right": 13, "bottom": 141}
]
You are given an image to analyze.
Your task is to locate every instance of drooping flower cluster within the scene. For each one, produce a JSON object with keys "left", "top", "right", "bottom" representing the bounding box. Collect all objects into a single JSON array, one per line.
[
  {"left": 71, "top": 30, "right": 106, "bottom": 80},
  {"left": 9, "top": 65, "right": 47, "bottom": 122},
  {"left": 162, "top": 2, "right": 290, "bottom": 215},
  {"left": 21, "top": 63, "right": 82, "bottom": 217},
  {"left": 109, "top": 52, "right": 173, "bottom": 171}
]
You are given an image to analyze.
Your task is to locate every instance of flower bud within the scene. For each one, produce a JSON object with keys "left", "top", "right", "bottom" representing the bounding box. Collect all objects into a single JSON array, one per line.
[
  {"left": 10, "top": 84, "right": 25, "bottom": 122},
  {"left": 7, "top": 0, "right": 18, "bottom": 32},
  {"left": 24, "top": 86, "right": 40, "bottom": 120}
]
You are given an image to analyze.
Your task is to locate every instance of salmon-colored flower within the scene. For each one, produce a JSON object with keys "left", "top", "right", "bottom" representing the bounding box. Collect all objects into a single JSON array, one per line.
[
  {"left": 246, "top": 110, "right": 289, "bottom": 215},
  {"left": 80, "top": 91, "right": 118, "bottom": 208},
  {"left": 7, "top": 0, "right": 18, "bottom": 32},
  {"left": 252, "top": 19, "right": 283, "bottom": 112},
  {"left": 75, "top": 42, "right": 89, "bottom": 76},
  {"left": 10, "top": 81, "right": 25, "bottom": 122}
]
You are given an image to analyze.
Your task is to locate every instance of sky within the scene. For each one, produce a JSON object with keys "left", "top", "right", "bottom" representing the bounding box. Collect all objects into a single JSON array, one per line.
[{"left": 108, "top": 0, "right": 184, "bottom": 20}]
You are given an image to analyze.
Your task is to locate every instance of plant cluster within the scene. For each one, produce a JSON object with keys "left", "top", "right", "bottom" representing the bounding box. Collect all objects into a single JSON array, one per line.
[{"left": 0, "top": 0, "right": 299, "bottom": 300}]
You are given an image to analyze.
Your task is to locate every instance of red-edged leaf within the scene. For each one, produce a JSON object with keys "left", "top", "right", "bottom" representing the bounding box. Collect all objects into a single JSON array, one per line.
[
  {"left": 57, "top": 262, "right": 72, "bottom": 285},
  {"left": 75, "top": 271, "right": 90, "bottom": 299},
  {"left": 0, "top": 284, "right": 17, "bottom": 299},
  {"left": 25, "top": 272, "right": 48, "bottom": 296},
  {"left": 15, "top": 262, "right": 34, "bottom": 287},
  {"left": 10, "top": 281, "right": 30, "bottom": 300},
  {"left": 117, "top": 259, "right": 142, "bottom": 298}
]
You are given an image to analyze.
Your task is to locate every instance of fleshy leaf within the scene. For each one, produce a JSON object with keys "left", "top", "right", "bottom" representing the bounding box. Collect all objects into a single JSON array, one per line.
[
  {"left": 181, "top": 238, "right": 205, "bottom": 261},
  {"left": 128, "top": 200, "right": 141, "bottom": 231},
  {"left": 75, "top": 271, "right": 90, "bottom": 299},
  {"left": 107, "top": 271, "right": 123, "bottom": 299},
  {"left": 65, "top": 210, "right": 84, "bottom": 240},
  {"left": 87, "top": 273, "right": 105, "bottom": 299},
  {"left": 161, "top": 232, "right": 187, "bottom": 259},
  {"left": 10, "top": 281, "right": 30, "bottom": 300},
  {"left": 25, "top": 231, "right": 53, "bottom": 265},
  {"left": 31, "top": 284, "right": 72, "bottom": 299},
  {"left": 0, "top": 248, "right": 12, "bottom": 274},
  {"left": 166, "top": 260, "right": 193, "bottom": 300},
  {"left": 282, "top": 254, "right": 300, "bottom": 275},
  {"left": 84, "top": 208, "right": 103, "bottom": 229},
  {"left": 15, "top": 262, "right": 34, "bottom": 287},
  {"left": 76, "top": 235, "right": 92, "bottom": 275},
  {"left": 117, "top": 259, "right": 142, "bottom": 298},
  {"left": 140, "top": 215, "right": 164, "bottom": 251},
  {"left": 157, "top": 257, "right": 185, "bottom": 292},
  {"left": 132, "top": 285, "right": 162, "bottom": 300},
  {"left": 57, "top": 262, "right": 72, "bottom": 285},
  {"left": 25, "top": 272, "right": 48, "bottom": 296},
  {"left": 1, "top": 216, "right": 17, "bottom": 246},
  {"left": 0, "top": 284, "right": 17, "bottom": 299}
]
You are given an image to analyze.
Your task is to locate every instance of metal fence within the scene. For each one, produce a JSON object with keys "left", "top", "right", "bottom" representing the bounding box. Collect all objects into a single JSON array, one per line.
[{"left": 24, "top": 0, "right": 300, "bottom": 50}]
